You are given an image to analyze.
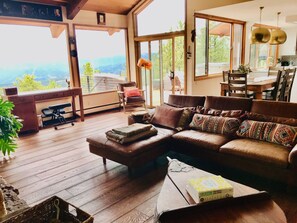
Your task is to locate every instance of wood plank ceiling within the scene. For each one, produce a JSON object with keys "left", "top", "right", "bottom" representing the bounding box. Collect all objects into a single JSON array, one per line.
[{"left": 21, "top": 0, "right": 142, "bottom": 19}]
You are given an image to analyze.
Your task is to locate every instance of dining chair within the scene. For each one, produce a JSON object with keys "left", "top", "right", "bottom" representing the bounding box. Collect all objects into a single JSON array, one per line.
[
  {"left": 270, "top": 70, "right": 287, "bottom": 101},
  {"left": 170, "top": 75, "right": 183, "bottom": 94},
  {"left": 263, "top": 66, "right": 282, "bottom": 99},
  {"left": 227, "top": 71, "right": 256, "bottom": 98},
  {"left": 117, "top": 82, "right": 146, "bottom": 112},
  {"left": 227, "top": 72, "right": 249, "bottom": 98},
  {"left": 283, "top": 68, "right": 296, "bottom": 102}
]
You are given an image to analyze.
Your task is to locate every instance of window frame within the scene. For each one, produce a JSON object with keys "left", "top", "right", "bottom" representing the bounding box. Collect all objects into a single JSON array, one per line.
[
  {"left": 73, "top": 24, "right": 130, "bottom": 95},
  {"left": 194, "top": 13, "right": 246, "bottom": 80}
]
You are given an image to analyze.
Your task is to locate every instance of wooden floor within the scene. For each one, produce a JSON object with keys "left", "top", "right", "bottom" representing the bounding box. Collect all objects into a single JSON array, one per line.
[{"left": 0, "top": 110, "right": 297, "bottom": 223}]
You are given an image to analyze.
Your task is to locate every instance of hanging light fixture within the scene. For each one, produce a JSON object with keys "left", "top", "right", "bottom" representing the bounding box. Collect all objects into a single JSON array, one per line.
[
  {"left": 269, "top": 12, "right": 287, "bottom": 45},
  {"left": 250, "top": 6, "right": 271, "bottom": 44}
]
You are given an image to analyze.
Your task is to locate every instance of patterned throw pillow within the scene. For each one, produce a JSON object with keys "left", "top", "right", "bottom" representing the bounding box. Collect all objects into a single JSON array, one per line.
[
  {"left": 189, "top": 114, "right": 241, "bottom": 136},
  {"left": 176, "top": 108, "right": 195, "bottom": 131},
  {"left": 237, "top": 120, "right": 297, "bottom": 148}
]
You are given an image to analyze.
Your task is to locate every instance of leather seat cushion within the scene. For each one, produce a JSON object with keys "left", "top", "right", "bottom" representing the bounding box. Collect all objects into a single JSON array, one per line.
[
  {"left": 126, "top": 96, "right": 145, "bottom": 103},
  {"left": 87, "top": 127, "right": 175, "bottom": 157},
  {"left": 220, "top": 139, "right": 290, "bottom": 168},
  {"left": 172, "top": 130, "right": 231, "bottom": 151}
]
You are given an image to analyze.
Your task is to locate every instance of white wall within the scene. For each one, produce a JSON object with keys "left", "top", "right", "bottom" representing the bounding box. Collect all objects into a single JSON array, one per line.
[{"left": 279, "top": 27, "right": 297, "bottom": 56}]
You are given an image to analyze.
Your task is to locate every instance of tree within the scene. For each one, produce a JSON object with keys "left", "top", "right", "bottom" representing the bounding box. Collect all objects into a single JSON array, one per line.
[
  {"left": 13, "top": 74, "right": 61, "bottom": 92},
  {"left": 14, "top": 74, "right": 44, "bottom": 92},
  {"left": 81, "top": 62, "right": 96, "bottom": 94}
]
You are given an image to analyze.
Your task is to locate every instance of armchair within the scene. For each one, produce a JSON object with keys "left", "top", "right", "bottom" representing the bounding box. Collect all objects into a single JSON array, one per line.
[{"left": 117, "top": 82, "right": 146, "bottom": 112}]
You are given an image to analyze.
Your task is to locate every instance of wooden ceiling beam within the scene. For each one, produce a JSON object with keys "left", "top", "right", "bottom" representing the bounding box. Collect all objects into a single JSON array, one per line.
[
  {"left": 50, "top": 24, "right": 65, "bottom": 38},
  {"left": 67, "top": 0, "right": 89, "bottom": 20}
]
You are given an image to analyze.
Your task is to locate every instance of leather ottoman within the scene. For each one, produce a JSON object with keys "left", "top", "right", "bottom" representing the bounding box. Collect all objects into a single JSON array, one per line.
[{"left": 86, "top": 127, "right": 175, "bottom": 173}]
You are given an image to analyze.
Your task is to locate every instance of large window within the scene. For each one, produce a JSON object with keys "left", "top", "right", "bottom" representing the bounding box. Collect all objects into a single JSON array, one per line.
[
  {"left": 195, "top": 14, "right": 245, "bottom": 78},
  {"left": 136, "top": 0, "right": 185, "bottom": 36},
  {"left": 249, "top": 43, "right": 278, "bottom": 70},
  {"left": 75, "top": 27, "right": 128, "bottom": 95},
  {"left": 0, "top": 22, "right": 70, "bottom": 94}
]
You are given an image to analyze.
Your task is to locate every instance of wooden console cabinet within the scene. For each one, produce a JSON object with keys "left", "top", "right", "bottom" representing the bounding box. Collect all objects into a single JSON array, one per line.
[{"left": 2, "top": 88, "right": 84, "bottom": 133}]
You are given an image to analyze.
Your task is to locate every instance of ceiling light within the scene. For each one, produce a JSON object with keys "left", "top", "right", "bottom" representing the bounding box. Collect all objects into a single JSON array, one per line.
[
  {"left": 269, "top": 12, "right": 287, "bottom": 45},
  {"left": 250, "top": 7, "right": 271, "bottom": 44}
]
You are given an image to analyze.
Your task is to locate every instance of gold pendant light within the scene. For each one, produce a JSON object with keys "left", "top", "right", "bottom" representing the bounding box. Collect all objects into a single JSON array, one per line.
[
  {"left": 269, "top": 12, "right": 287, "bottom": 45},
  {"left": 250, "top": 7, "right": 271, "bottom": 44}
]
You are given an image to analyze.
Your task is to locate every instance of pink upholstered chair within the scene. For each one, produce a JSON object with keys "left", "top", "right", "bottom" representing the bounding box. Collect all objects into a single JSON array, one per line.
[{"left": 117, "top": 82, "right": 146, "bottom": 112}]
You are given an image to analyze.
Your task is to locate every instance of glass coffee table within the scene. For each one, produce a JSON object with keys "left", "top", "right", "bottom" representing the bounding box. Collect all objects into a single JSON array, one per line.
[{"left": 155, "top": 159, "right": 286, "bottom": 223}]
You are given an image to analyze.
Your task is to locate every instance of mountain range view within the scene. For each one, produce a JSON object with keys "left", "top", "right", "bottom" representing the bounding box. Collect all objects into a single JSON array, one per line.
[{"left": 0, "top": 55, "right": 126, "bottom": 87}]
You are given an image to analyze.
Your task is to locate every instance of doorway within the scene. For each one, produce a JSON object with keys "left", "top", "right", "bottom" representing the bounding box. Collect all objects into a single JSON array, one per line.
[{"left": 138, "top": 35, "right": 185, "bottom": 107}]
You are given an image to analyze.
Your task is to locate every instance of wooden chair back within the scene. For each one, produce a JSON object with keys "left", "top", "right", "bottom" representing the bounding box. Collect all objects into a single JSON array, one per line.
[
  {"left": 273, "top": 70, "right": 287, "bottom": 101},
  {"left": 268, "top": 66, "right": 281, "bottom": 76},
  {"left": 283, "top": 68, "right": 296, "bottom": 102},
  {"left": 227, "top": 72, "right": 248, "bottom": 98}
]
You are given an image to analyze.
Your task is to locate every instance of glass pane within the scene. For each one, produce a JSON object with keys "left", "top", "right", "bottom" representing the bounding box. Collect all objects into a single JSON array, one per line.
[
  {"left": 268, "top": 45, "right": 277, "bottom": 67},
  {"left": 195, "top": 18, "right": 207, "bottom": 77},
  {"left": 75, "top": 29, "right": 128, "bottom": 94},
  {"left": 151, "top": 41, "right": 161, "bottom": 106},
  {"left": 174, "top": 36, "right": 184, "bottom": 94},
  {"left": 233, "top": 24, "right": 243, "bottom": 70},
  {"left": 137, "top": 0, "right": 185, "bottom": 36},
  {"left": 208, "top": 21, "right": 231, "bottom": 74},
  {"left": 139, "top": 42, "right": 150, "bottom": 105},
  {"left": 161, "top": 39, "right": 172, "bottom": 102},
  {"left": 0, "top": 24, "right": 70, "bottom": 94}
]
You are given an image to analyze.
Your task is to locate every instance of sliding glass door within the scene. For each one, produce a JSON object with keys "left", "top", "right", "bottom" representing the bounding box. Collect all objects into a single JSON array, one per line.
[{"left": 138, "top": 36, "right": 184, "bottom": 107}]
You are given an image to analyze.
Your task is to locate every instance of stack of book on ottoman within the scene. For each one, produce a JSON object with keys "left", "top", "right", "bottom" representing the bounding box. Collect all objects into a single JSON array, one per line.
[
  {"left": 186, "top": 175, "right": 233, "bottom": 203},
  {"left": 105, "top": 123, "right": 157, "bottom": 144}
]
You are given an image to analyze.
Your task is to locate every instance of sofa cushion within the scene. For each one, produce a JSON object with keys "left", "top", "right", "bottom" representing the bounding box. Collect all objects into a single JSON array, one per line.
[
  {"left": 151, "top": 104, "right": 184, "bottom": 129},
  {"left": 237, "top": 120, "right": 297, "bottom": 148},
  {"left": 172, "top": 130, "right": 231, "bottom": 151},
  {"left": 189, "top": 114, "right": 241, "bottom": 136},
  {"left": 220, "top": 139, "right": 290, "bottom": 168},
  {"left": 87, "top": 127, "right": 175, "bottom": 157},
  {"left": 167, "top": 94, "right": 205, "bottom": 107},
  {"left": 246, "top": 112, "right": 297, "bottom": 126},
  {"left": 204, "top": 96, "right": 252, "bottom": 111},
  {"left": 251, "top": 100, "right": 297, "bottom": 119}
]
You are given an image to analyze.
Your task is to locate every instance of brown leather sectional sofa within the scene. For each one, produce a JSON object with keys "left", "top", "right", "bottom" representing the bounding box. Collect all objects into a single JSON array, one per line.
[
  {"left": 130, "top": 95, "right": 297, "bottom": 186},
  {"left": 87, "top": 94, "right": 297, "bottom": 187},
  {"left": 165, "top": 95, "right": 297, "bottom": 187}
]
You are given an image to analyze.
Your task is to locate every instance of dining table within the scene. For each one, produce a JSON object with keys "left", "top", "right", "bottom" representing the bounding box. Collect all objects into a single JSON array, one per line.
[{"left": 220, "top": 76, "right": 277, "bottom": 99}]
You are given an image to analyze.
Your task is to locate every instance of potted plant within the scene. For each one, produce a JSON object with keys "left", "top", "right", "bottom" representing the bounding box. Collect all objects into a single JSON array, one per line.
[{"left": 0, "top": 99, "right": 22, "bottom": 157}]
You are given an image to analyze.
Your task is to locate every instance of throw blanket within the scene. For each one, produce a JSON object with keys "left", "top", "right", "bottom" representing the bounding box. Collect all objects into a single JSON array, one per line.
[
  {"left": 106, "top": 127, "right": 158, "bottom": 144},
  {"left": 112, "top": 123, "right": 152, "bottom": 137}
]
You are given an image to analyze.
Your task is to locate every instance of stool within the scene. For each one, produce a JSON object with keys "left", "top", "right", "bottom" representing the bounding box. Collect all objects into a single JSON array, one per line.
[
  {"left": 86, "top": 127, "right": 174, "bottom": 174},
  {"left": 42, "top": 103, "right": 74, "bottom": 130}
]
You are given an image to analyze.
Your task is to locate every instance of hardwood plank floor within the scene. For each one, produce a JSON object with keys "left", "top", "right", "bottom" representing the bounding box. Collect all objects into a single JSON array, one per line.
[{"left": 0, "top": 110, "right": 297, "bottom": 223}]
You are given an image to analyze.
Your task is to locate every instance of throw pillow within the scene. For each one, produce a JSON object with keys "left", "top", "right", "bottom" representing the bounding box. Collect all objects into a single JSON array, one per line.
[
  {"left": 196, "top": 106, "right": 244, "bottom": 118},
  {"left": 176, "top": 108, "right": 196, "bottom": 131},
  {"left": 189, "top": 114, "right": 241, "bottom": 136},
  {"left": 150, "top": 104, "right": 184, "bottom": 129},
  {"left": 246, "top": 112, "right": 297, "bottom": 126},
  {"left": 123, "top": 87, "right": 141, "bottom": 97},
  {"left": 237, "top": 120, "right": 297, "bottom": 148}
]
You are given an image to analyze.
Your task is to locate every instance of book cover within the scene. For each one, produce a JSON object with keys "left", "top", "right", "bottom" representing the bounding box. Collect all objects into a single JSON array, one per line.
[{"left": 186, "top": 175, "right": 233, "bottom": 203}]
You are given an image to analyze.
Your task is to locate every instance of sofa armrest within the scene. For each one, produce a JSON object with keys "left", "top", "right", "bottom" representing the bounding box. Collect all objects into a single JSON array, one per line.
[{"left": 289, "top": 144, "right": 297, "bottom": 166}]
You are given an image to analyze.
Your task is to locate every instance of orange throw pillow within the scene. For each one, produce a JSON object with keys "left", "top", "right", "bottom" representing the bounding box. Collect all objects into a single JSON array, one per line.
[{"left": 124, "top": 88, "right": 141, "bottom": 97}]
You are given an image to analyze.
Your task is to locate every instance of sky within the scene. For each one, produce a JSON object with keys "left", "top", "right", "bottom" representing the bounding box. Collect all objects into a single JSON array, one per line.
[
  {"left": 0, "top": 24, "right": 69, "bottom": 67},
  {"left": 137, "top": 0, "right": 185, "bottom": 36}
]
